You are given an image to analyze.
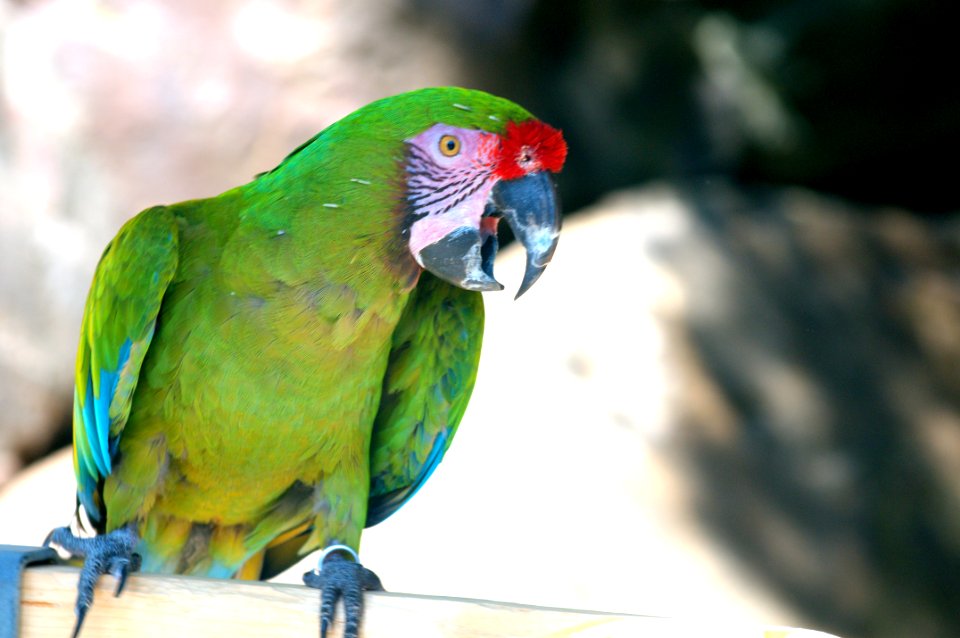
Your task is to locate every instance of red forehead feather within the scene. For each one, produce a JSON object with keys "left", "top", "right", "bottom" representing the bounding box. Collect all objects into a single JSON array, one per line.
[{"left": 493, "top": 119, "right": 567, "bottom": 180}]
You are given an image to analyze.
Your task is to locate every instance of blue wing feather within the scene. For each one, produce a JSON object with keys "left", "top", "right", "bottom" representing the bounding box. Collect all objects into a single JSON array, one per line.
[
  {"left": 72, "top": 208, "right": 178, "bottom": 529},
  {"left": 366, "top": 429, "right": 450, "bottom": 526},
  {"left": 366, "top": 272, "right": 483, "bottom": 527}
]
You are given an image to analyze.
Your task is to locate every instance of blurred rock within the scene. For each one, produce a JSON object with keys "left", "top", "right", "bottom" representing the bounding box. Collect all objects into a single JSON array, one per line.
[
  {"left": 0, "top": 0, "right": 462, "bottom": 480},
  {"left": 6, "top": 183, "right": 960, "bottom": 636},
  {"left": 655, "top": 183, "right": 960, "bottom": 638},
  {"left": 0, "top": 446, "right": 74, "bottom": 544}
]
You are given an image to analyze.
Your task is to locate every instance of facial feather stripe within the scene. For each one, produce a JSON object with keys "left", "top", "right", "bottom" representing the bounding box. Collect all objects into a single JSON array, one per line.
[{"left": 404, "top": 144, "right": 493, "bottom": 218}]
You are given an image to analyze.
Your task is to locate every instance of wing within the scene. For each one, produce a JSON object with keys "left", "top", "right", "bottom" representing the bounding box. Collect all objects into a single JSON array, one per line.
[
  {"left": 73, "top": 206, "right": 179, "bottom": 530},
  {"left": 365, "top": 271, "right": 484, "bottom": 527}
]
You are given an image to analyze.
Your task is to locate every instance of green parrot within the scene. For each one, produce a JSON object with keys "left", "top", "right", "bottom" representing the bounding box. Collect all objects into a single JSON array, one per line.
[{"left": 45, "top": 87, "right": 567, "bottom": 637}]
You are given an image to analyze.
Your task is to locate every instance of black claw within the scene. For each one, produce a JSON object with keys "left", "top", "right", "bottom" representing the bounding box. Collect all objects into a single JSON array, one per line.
[
  {"left": 360, "top": 567, "right": 383, "bottom": 592},
  {"left": 45, "top": 526, "right": 75, "bottom": 552},
  {"left": 113, "top": 561, "right": 130, "bottom": 597},
  {"left": 109, "top": 551, "right": 141, "bottom": 596},
  {"left": 303, "top": 554, "right": 382, "bottom": 638},
  {"left": 45, "top": 525, "right": 140, "bottom": 637},
  {"left": 70, "top": 605, "right": 87, "bottom": 638},
  {"left": 42, "top": 527, "right": 59, "bottom": 548}
]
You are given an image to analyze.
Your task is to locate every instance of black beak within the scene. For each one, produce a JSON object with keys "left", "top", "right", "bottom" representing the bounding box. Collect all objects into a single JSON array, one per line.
[
  {"left": 417, "top": 171, "right": 561, "bottom": 297},
  {"left": 418, "top": 227, "right": 504, "bottom": 292},
  {"left": 491, "top": 171, "right": 561, "bottom": 298}
]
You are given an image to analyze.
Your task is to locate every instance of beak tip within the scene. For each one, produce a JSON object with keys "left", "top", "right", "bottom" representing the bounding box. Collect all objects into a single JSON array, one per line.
[
  {"left": 514, "top": 263, "right": 546, "bottom": 299},
  {"left": 464, "top": 274, "right": 504, "bottom": 293},
  {"left": 494, "top": 171, "right": 560, "bottom": 300}
]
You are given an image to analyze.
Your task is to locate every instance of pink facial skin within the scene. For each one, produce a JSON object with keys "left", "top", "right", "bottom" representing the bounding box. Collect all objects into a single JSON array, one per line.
[{"left": 403, "top": 124, "right": 500, "bottom": 264}]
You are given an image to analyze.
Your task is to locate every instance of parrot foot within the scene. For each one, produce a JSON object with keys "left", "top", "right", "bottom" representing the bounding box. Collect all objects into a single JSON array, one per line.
[
  {"left": 303, "top": 545, "right": 383, "bottom": 638},
  {"left": 44, "top": 525, "right": 140, "bottom": 638}
]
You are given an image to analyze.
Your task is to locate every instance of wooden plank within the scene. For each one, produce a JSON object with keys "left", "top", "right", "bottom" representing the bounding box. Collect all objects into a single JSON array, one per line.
[{"left": 19, "top": 565, "right": 837, "bottom": 638}]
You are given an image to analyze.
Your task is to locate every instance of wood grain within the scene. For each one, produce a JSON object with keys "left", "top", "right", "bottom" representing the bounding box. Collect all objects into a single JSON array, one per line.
[{"left": 19, "top": 565, "right": 836, "bottom": 638}]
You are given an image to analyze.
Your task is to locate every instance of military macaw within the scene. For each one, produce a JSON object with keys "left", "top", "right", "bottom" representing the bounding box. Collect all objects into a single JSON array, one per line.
[{"left": 46, "top": 86, "right": 566, "bottom": 637}]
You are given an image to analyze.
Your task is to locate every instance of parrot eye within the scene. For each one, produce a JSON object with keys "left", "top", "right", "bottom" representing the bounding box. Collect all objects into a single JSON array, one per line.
[{"left": 439, "top": 135, "right": 461, "bottom": 157}]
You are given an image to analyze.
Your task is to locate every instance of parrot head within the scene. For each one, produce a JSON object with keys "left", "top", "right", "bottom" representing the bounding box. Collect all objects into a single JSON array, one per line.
[
  {"left": 262, "top": 88, "right": 566, "bottom": 297},
  {"left": 399, "top": 94, "right": 567, "bottom": 298}
]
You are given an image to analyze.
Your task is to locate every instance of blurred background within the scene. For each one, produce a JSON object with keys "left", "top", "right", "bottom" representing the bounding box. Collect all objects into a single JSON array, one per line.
[{"left": 0, "top": 1, "right": 958, "bottom": 636}]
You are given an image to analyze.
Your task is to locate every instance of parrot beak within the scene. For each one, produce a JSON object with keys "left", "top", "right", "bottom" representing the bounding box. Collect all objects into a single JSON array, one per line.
[
  {"left": 418, "top": 226, "right": 505, "bottom": 292},
  {"left": 490, "top": 171, "right": 561, "bottom": 298},
  {"left": 417, "top": 171, "right": 560, "bottom": 297}
]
